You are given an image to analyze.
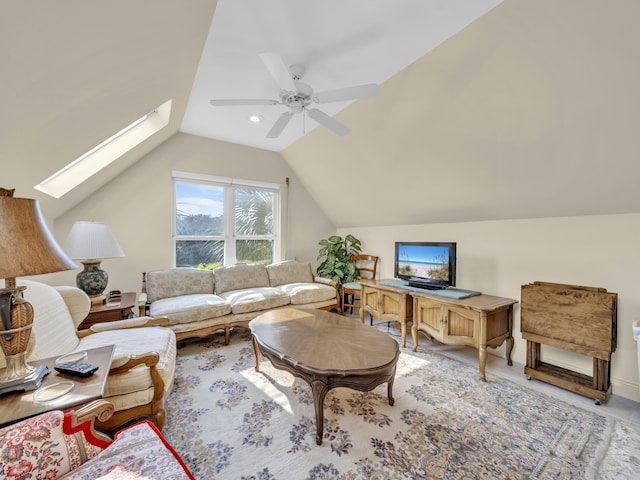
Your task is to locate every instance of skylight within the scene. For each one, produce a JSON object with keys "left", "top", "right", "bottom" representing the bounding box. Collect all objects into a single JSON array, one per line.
[{"left": 35, "top": 99, "right": 172, "bottom": 198}]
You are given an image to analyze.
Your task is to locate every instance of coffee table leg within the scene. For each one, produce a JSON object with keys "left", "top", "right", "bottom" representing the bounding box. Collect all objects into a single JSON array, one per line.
[
  {"left": 310, "top": 380, "right": 329, "bottom": 445},
  {"left": 387, "top": 371, "right": 396, "bottom": 406},
  {"left": 251, "top": 336, "right": 261, "bottom": 372}
]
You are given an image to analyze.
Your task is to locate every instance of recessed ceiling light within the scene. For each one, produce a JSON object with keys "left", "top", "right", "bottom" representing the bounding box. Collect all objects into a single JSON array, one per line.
[{"left": 249, "top": 114, "right": 263, "bottom": 123}]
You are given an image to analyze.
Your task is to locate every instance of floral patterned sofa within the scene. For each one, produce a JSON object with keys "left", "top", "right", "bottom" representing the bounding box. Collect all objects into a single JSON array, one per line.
[
  {"left": 140, "top": 260, "right": 339, "bottom": 343},
  {"left": 0, "top": 400, "right": 194, "bottom": 479}
]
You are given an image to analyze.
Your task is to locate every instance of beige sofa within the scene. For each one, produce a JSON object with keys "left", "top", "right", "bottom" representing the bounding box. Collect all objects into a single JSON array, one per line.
[{"left": 140, "top": 260, "right": 339, "bottom": 342}]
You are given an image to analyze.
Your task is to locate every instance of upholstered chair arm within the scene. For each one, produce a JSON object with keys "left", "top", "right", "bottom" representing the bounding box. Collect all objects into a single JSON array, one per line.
[
  {"left": 314, "top": 275, "right": 340, "bottom": 310},
  {"left": 76, "top": 316, "right": 170, "bottom": 338},
  {"left": 107, "top": 351, "right": 168, "bottom": 428},
  {"left": 313, "top": 276, "right": 337, "bottom": 287},
  {"left": 65, "top": 399, "right": 115, "bottom": 446},
  {"left": 109, "top": 351, "right": 160, "bottom": 373},
  {"left": 54, "top": 285, "right": 91, "bottom": 329}
]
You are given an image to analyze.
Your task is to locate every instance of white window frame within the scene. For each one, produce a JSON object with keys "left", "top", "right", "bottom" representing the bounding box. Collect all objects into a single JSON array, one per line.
[{"left": 172, "top": 171, "right": 280, "bottom": 267}]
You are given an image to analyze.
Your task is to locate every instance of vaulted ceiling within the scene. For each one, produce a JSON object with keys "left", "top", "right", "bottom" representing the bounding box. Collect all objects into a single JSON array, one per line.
[
  {"left": 3, "top": 0, "right": 640, "bottom": 227},
  {"left": 181, "top": 0, "right": 501, "bottom": 151}
]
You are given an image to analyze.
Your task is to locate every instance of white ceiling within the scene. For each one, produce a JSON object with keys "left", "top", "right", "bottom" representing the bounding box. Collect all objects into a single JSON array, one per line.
[{"left": 181, "top": 0, "right": 503, "bottom": 152}]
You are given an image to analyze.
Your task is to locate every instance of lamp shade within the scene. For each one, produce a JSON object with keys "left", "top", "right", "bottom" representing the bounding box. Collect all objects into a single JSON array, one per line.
[
  {"left": 0, "top": 195, "right": 77, "bottom": 279},
  {"left": 63, "top": 221, "right": 125, "bottom": 261},
  {"left": 0, "top": 191, "right": 76, "bottom": 390}
]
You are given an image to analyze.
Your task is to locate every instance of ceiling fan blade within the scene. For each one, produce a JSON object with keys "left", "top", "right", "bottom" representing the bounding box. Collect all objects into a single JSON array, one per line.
[
  {"left": 266, "top": 111, "right": 295, "bottom": 138},
  {"left": 210, "top": 99, "right": 279, "bottom": 107},
  {"left": 307, "top": 108, "right": 350, "bottom": 136},
  {"left": 259, "top": 52, "right": 297, "bottom": 93},
  {"left": 313, "top": 83, "right": 380, "bottom": 104}
]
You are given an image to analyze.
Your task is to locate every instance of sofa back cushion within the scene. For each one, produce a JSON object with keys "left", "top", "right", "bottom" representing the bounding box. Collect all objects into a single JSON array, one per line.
[
  {"left": 266, "top": 260, "right": 314, "bottom": 287},
  {"left": 146, "top": 268, "right": 214, "bottom": 303},
  {"left": 214, "top": 264, "right": 270, "bottom": 295}
]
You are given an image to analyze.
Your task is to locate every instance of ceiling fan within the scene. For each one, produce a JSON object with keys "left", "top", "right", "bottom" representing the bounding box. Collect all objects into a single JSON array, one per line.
[{"left": 210, "top": 52, "right": 379, "bottom": 138}]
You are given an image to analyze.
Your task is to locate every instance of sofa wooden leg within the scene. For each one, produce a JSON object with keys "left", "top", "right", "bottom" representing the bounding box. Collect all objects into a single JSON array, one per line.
[{"left": 224, "top": 327, "right": 230, "bottom": 345}]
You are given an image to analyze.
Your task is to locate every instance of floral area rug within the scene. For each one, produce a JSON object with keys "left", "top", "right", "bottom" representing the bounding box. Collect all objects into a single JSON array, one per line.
[{"left": 163, "top": 328, "right": 628, "bottom": 479}]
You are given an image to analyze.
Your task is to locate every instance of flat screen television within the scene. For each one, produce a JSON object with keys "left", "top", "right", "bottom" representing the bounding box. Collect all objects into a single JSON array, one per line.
[{"left": 394, "top": 241, "right": 457, "bottom": 290}]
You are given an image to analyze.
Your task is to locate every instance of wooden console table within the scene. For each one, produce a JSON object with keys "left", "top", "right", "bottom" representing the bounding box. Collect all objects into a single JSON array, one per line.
[
  {"left": 411, "top": 290, "right": 517, "bottom": 381},
  {"left": 520, "top": 282, "right": 617, "bottom": 404},
  {"left": 360, "top": 280, "right": 413, "bottom": 347},
  {"left": 359, "top": 280, "right": 518, "bottom": 381}
]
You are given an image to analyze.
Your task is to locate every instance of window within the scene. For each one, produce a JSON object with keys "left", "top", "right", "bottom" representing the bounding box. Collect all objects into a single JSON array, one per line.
[
  {"left": 35, "top": 100, "right": 172, "bottom": 198},
  {"left": 173, "top": 172, "right": 279, "bottom": 269}
]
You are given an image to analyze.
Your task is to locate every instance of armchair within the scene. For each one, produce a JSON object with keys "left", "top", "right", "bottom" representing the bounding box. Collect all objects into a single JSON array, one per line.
[
  {"left": 0, "top": 400, "right": 194, "bottom": 479},
  {"left": 0, "top": 280, "right": 176, "bottom": 431}
]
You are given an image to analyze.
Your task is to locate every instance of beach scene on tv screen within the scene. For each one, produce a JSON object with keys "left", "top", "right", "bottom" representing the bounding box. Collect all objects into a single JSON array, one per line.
[{"left": 398, "top": 245, "right": 450, "bottom": 281}]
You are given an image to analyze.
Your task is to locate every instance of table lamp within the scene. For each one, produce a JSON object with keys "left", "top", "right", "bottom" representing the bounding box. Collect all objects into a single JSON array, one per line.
[
  {"left": 0, "top": 188, "right": 77, "bottom": 394},
  {"left": 63, "top": 221, "right": 125, "bottom": 304}
]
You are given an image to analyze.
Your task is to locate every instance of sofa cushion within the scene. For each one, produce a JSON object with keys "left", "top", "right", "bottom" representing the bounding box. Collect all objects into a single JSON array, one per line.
[
  {"left": 266, "top": 260, "right": 314, "bottom": 287},
  {"left": 60, "top": 420, "right": 194, "bottom": 479},
  {"left": 214, "top": 264, "right": 270, "bottom": 295},
  {"left": 146, "top": 268, "right": 214, "bottom": 303},
  {"left": 219, "top": 287, "right": 290, "bottom": 314},
  {"left": 149, "top": 294, "right": 231, "bottom": 326},
  {"left": 277, "top": 282, "right": 337, "bottom": 305}
]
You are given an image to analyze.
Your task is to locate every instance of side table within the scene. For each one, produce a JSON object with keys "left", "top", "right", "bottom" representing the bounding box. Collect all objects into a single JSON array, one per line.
[
  {"left": 79, "top": 292, "right": 137, "bottom": 330},
  {"left": 0, "top": 344, "right": 114, "bottom": 427}
]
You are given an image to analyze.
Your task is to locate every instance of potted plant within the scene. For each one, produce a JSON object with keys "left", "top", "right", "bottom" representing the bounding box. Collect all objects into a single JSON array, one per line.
[{"left": 316, "top": 234, "right": 362, "bottom": 289}]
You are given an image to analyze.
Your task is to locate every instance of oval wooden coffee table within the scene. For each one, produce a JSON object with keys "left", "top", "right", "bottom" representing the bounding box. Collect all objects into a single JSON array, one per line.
[{"left": 249, "top": 308, "right": 400, "bottom": 445}]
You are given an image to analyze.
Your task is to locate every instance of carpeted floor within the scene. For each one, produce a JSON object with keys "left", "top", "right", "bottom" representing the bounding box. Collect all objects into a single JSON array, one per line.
[{"left": 163, "top": 326, "right": 640, "bottom": 479}]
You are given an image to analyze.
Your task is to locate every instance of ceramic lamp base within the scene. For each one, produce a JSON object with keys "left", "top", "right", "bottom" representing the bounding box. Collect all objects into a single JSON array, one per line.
[
  {"left": 76, "top": 260, "right": 108, "bottom": 298},
  {"left": 90, "top": 294, "right": 106, "bottom": 305}
]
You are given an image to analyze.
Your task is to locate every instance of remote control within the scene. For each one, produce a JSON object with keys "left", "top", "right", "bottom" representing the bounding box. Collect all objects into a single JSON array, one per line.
[{"left": 55, "top": 361, "right": 99, "bottom": 378}]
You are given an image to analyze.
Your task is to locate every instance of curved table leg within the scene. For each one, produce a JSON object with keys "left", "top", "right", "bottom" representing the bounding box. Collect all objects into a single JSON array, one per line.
[
  {"left": 310, "top": 380, "right": 329, "bottom": 445},
  {"left": 387, "top": 376, "right": 395, "bottom": 406},
  {"left": 478, "top": 344, "right": 487, "bottom": 381},
  {"left": 251, "top": 336, "right": 261, "bottom": 372},
  {"left": 506, "top": 335, "right": 514, "bottom": 366}
]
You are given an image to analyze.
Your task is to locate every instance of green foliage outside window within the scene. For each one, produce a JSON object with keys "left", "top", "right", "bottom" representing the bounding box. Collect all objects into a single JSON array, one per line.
[{"left": 175, "top": 181, "right": 275, "bottom": 268}]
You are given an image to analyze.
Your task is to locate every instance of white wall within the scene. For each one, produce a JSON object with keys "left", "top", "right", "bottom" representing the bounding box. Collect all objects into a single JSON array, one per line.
[
  {"left": 31, "top": 131, "right": 640, "bottom": 402},
  {"left": 339, "top": 213, "right": 640, "bottom": 402},
  {"left": 42, "top": 132, "right": 335, "bottom": 295}
]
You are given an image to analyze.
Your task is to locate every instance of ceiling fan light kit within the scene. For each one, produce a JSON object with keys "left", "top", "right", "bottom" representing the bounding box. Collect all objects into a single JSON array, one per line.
[{"left": 210, "top": 52, "right": 379, "bottom": 138}]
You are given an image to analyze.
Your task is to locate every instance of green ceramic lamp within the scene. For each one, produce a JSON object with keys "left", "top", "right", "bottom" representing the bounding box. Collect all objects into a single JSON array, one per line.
[{"left": 63, "top": 221, "right": 124, "bottom": 305}]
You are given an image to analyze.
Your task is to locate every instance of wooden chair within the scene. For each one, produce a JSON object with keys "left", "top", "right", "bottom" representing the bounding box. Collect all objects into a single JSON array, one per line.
[{"left": 341, "top": 254, "right": 378, "bottom": 323}]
